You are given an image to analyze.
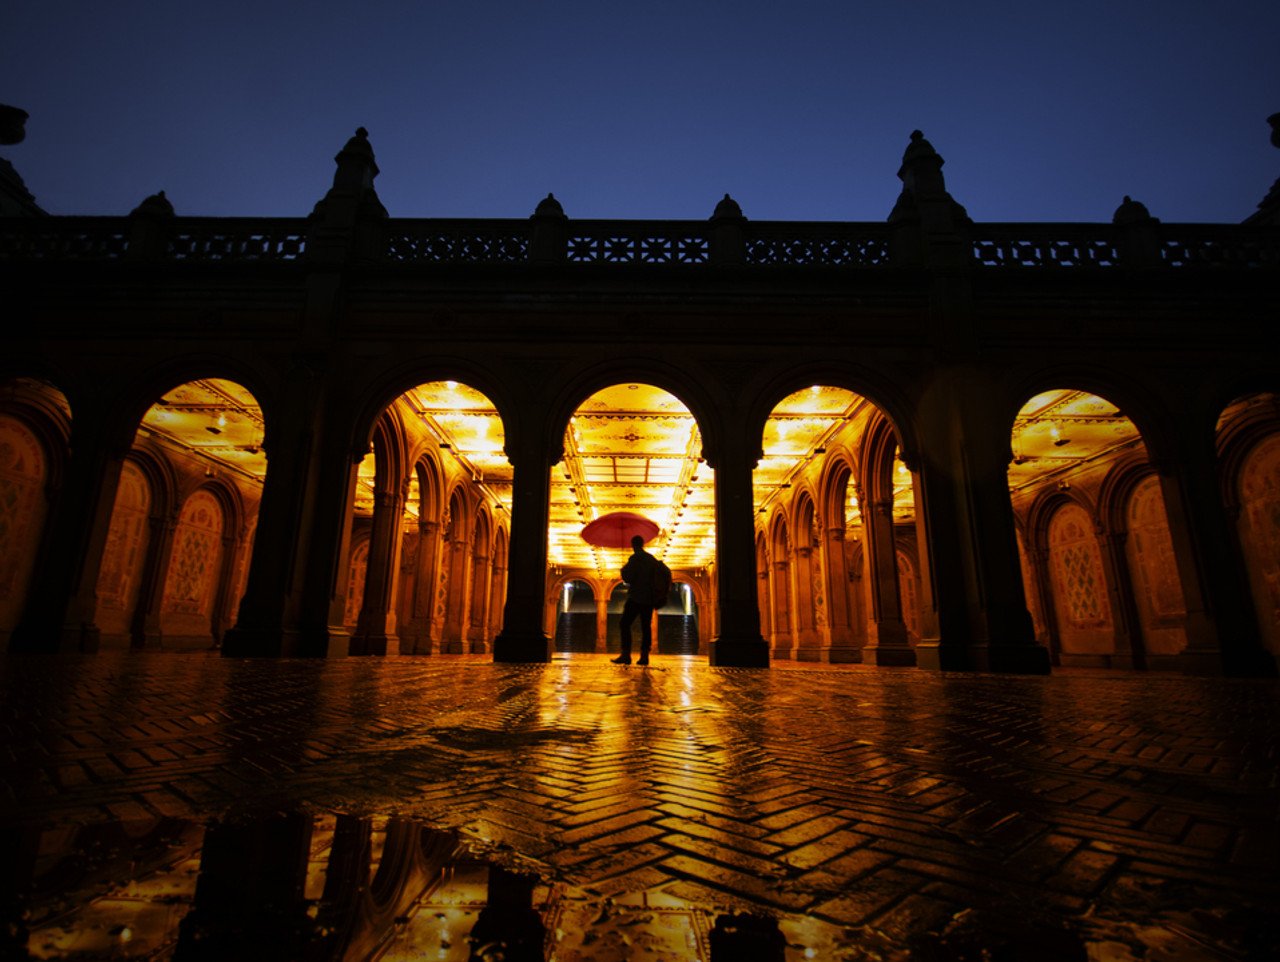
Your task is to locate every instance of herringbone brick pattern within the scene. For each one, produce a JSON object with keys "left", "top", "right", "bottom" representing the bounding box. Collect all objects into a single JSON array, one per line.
[{"left": 2, "top": 652, "right": 1277, "bottom": 957}]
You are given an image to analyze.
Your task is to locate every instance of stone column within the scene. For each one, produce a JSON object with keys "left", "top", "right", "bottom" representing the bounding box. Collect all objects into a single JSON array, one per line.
[
  {"left": 352, "top": 481, "right": 407, "bottom": 656},
  {"left": 401, "top": 519, "right": 439, "bottom": 654},
  {"left": 174, "top": 814, "right": 314, "bottom": 961},
  {"left": 956, "top": 394, "right": 1050, "bottom": 674},
  {"left": 595, "top": 596, "right": 608, "bottom": 652},
  {"left": 1098, "top": 531, "right": 1144, "bottom": 670},
  {"left": 1156, "top": 434, "right": 1275, "bottom": 676},
  {"left": 493, "top": 437, "right": 554, "bottom": 663},
  {"left": 861, "top": 498, "right": 915, "bottom": 666},
  {"left": 130, "top": 509, "right": 179, "bottom": 648},
  {"left": 10, "top": 403, "right": 126, "bottom": 653},
  {"left": 708, "top": 432, "right": 769, "bottom": 666},
  {"left": 221, "top": 365, "right": 354, "bottom": 658},
  {"left": 468, "top": 541, "right": 492, "bottom": 652},
  {"left": 824, "top": 525, "right": 857, "bottom": 660}
]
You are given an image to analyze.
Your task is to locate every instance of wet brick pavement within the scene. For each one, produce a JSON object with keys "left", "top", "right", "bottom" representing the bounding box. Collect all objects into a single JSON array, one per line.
[{"left": 2, "top": 651, "right": 1279, "bottom": 958}]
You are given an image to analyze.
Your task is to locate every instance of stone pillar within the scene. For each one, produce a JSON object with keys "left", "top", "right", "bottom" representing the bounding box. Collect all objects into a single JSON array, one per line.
[
  {"left": 708, "top": 431, "right": 769, "bottom": 666},
  {"left": 221, "top": 364, "right": 354, "bottom": 658},
  {"left": 352, "top": 481, "right": 407, "bottom": 656},
  {"left": 493, "top": 438, "right": 554, "bottom": 663},
  {"left": 401, "top": 519, "right": 439, "bottom": 654},
  {"left": 468, "top": 541, "right": 492, "bottom": 652},
  {"left": 912, "top": 370, "right": 1050, "bottom": 673},
  {"left": 595, "top": 596, "right": 608, "bottom": 652},
  {"left": 442, "top": 532, "right": 471, "bottom": 653},
  {"left": 9, "top": 403, "right": 126, "bottom": 653},
  {"left": 1156, "top": 433, "right": 1275, "bottom": 676},
  {"left": 824, "top": 525, "right": 858, "bottom": 660},
  {"left": 861, "top": 499, "right": 915, "bottom": 666},
  {"left": 1098, "top": 531, "right": 1144, "bottom": 670},
  {"left": 174, "top": 814, "right": 314, "bottom": 961},
  {"left": 130, "top": 509, "right": 179, "bottom": 648}
]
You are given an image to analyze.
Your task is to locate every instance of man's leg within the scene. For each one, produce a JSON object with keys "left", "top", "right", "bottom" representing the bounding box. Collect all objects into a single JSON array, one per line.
[
  {"left": 637, "top": 604, "right": 653, "bottom": 664},
  {"left": 614, "top": 602, "right": 636, "bottom": 664}
]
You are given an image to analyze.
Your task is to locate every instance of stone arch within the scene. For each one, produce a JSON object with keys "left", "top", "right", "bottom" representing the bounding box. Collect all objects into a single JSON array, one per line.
[
  {"left": 546, "top": 361, "right": 723, "bottom": 474},
  {"left": 746, "top": 365, "right": 919, "bottom": 471},
  {"left": 1003, "top": 366, "right": 1164, "bottom": 462},
  {"left": 349, "top": 360, "right": 521, "bottom": 469}
]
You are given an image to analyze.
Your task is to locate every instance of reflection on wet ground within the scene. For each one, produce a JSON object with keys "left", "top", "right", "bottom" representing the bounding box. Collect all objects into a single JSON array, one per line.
[{"left": 2, "top": 653, "right": 1278, "bottom": 959}]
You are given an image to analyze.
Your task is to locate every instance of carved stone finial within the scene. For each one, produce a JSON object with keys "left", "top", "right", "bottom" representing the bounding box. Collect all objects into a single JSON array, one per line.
[
  {"left": 1112, "top": 195, "right": 1156, "bottom": 225},
  {"left": 0, "top": 105, "right": 29, "bottom": 146},
  {"left": 711, "top": 193, "right": 744, "bottom": 221},
  {"left": 534, "top": 192, "right": 565, "bottom": 218},
  {"left": 130, "top": 189, "right": 175, "bottom": 218}
]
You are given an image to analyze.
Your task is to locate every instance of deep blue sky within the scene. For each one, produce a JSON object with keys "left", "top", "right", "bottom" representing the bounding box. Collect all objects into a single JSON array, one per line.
[{"left": 4, "top": 1, "right": 1277, "bottom": 222}]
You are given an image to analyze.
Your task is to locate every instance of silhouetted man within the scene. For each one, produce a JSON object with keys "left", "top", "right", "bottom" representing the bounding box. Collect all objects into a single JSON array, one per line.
[{"left": 613, "top": 535, "right": 659, "bottom": 666}]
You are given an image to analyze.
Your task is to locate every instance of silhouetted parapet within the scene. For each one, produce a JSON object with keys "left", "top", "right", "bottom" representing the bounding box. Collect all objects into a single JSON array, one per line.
[
  {"left": 0, "top": 105, "right": 46, "bottom": 217},
  {"left": 308, "top": 127, "right": 388, "bottom": 264},
  {"left": 1244, "top": 112, "right": 1280, "bottom": 226},
  {"left": 888, "top": 130, "right": 972, "bottom": 267},
  {"left": 529, "top": 192, "right": 567, "bottom": 263},
  {"left": 1112, "top": 195, "right": 1162, "bottom": 266},
  {"left": 125, "top": 189, "right": 175, "bottom": 260},
  {"left": 709, "top": 193, "right": 746, "bottom": 265}
]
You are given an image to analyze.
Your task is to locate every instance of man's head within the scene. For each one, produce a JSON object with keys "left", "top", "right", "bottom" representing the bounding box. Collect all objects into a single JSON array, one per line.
[{"left": 631, "top": 535, "right": 645, "bottom": 551}]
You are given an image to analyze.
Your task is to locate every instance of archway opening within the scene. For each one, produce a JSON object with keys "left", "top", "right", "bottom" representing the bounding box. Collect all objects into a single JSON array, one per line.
[
  {"left": 349, "top": 381, "right": 511, "bottom": 656},
  {"left": 754, "top": 385, "right": 918, "bottom": 664},
  {"left": 110, "top": 378, "right": 266, "bottom": 649},
  {"left": 553, "top": 579, "right": 597, "bottom": 652},
  {"left": 1008, "top": 389, "right": 1185, "bottom": 670},
  {"left": 549, "top": 383, "right": 715, "bottom": 654}
]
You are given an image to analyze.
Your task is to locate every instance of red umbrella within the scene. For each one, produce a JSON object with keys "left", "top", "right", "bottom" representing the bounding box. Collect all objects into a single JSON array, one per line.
[{"left": 580, "top": 511, "right": 659, "bottom": 549}]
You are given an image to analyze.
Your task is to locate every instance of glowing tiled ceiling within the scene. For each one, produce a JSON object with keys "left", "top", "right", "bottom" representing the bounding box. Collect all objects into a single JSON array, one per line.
[
  {"left": 551, "top": 384, "right": 714, "bottom": 576},
  {"left": 392, "top": 382, "right": 513, "bottom": 518},
  {"left": 138, "top": 379, "right": 266, "bottom": 483},
  {"left": 1008, "top": 389, "right": 1144, "bottom": 492}
]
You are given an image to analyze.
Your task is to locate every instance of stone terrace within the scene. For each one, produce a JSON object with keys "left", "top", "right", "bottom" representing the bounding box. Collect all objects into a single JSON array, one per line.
[{"left": 2, "top": 653, "right": 1278, "bottom": 958}]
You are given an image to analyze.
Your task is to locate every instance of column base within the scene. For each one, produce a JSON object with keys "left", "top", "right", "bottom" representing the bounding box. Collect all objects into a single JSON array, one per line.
[
  {"left": 492, "top": 630, "right": 552, "bottom": 663},
  {"left": 709, "top": 636, "right": 770, "bottom": 667},
  {"left": 350, "top": 633, "right": 401, "bottom": 656},
  {"left": 862, "top": 644, "right": 917, "bottom": 668},
  {"left": 222, "top": 625, "right": 350, "bottom": 658},
  {"left": 968, "top": 642, "right": 1052, "bottom": 674},
  {"left": 914, "top": 641, "right": 970, "bottom": 671}
]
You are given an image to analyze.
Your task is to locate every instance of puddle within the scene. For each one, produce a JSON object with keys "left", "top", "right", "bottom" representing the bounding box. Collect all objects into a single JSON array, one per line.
[{"left": 8, "top": 812, "right": 1273, "bottom": 960}]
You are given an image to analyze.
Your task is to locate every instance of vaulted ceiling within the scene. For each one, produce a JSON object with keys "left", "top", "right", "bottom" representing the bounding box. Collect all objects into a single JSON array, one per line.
[{"left": 137, "top": 380, "right": 1146, "bottom": 576}]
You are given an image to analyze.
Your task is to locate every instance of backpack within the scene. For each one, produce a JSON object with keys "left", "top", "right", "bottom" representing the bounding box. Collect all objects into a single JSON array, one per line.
[{"left": 651, "top": 559, "right": 673, "bottom": 608}]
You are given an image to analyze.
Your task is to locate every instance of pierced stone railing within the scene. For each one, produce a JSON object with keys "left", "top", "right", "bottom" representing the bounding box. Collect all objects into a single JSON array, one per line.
[
  {"left": 168, "top": 218, "right": 309, "bottom": 260},
  {"left": 567, "top": 222, "right": 711, "bottom": 264},
  {"left": 0, "top": 217, "right": 129, "bottom": 259},
  {"left": 745, "top": 222, "right": 892, "bottom": 266},
  {"left": 972, "top": 225, "right": 1121, "bottom": 267},
  {"left": 2, "top": 216, "right": 1276, "bottom": 271},
  {"left": 384, "top": 220, "right": 529, "bottom": 263},
  {"left": 1158, "top": 228, "right": 1280, "bottom": 268}
]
